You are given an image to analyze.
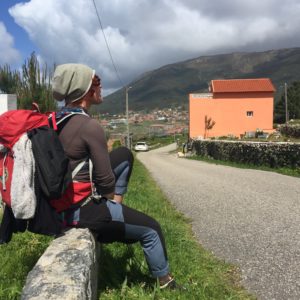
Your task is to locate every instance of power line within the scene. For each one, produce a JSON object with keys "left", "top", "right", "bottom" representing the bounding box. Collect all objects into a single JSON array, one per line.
[{"left": 91, "top": 0, "right": 124, "bottom": 88}]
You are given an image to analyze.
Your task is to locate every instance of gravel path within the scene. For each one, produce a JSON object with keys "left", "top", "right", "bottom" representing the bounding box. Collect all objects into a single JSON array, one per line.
[{"left": 137, "top": 143, "right": 300, "bottom": 300}]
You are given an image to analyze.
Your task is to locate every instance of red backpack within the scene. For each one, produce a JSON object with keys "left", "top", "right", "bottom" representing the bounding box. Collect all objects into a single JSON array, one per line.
[
  {"left": 0, "top": 108, "right": 91, "bottom": 219},
  {"left": 0, "top": 109, "right": 74, "bottom": 220},
  {"left": 0, "top": 110, "right": 49, "bottom": 207}
]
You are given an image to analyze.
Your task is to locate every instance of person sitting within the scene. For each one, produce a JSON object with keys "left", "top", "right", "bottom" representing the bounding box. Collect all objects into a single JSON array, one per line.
[{"left": 51, "top": 63, "right": 180, "bottom": 289}]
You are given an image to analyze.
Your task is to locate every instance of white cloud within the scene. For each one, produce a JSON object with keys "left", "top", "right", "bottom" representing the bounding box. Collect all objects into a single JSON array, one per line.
[
  {"left": 0, "top": 22, "right": 21, "bottom": 65},
  {"left": 8, "top": 0, "right": 300, "bottom": 93}
]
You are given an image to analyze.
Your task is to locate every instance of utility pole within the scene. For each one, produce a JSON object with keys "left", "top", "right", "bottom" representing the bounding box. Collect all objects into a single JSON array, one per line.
[
  {"left": 125, "top": 86, "right": 132, "bottom": 149},
  {"left": 284, "top": 82, "right": 288, "bottom": 124}
]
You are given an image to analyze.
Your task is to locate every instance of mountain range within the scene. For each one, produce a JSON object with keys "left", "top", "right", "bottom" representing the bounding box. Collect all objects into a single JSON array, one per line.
[{"left": 96, "top": 47, "right": 300, "bottom": 114}]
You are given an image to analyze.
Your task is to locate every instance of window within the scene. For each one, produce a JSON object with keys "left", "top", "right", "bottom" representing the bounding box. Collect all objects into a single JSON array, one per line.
[{"left": 246, "top": 111, "right": 253, "bottom": 117}]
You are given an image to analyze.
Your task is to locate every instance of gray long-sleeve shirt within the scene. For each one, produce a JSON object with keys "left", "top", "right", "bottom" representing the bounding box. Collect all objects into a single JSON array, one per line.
[{"left": 58, "top": 114, "right": 115, "bottom": 195}]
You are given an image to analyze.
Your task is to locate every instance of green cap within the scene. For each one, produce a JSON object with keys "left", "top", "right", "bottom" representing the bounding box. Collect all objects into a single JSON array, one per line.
[{"left": 52, "top": 63, "right": 95, "bottom": 103}]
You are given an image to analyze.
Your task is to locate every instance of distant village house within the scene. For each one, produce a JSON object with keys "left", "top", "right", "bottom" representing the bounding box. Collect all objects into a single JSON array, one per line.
[{"left": 189, "top": 78, "right": 275, "bottom": 139}]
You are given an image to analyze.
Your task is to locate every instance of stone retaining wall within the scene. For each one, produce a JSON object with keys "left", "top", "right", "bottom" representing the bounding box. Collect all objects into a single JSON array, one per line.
[{"left": 21, "top": 228, "right": 100, "bottom": 300}]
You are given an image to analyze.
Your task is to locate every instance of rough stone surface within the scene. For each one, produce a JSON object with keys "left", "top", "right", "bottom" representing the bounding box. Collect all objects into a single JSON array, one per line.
[{"left": 21, "top": 228, "right": 99, "bottom": 300}]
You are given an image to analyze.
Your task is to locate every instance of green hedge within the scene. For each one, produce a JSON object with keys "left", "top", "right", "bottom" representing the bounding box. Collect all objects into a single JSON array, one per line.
[
  {"left": 193, "top": 140, "right": 300, "bottom": 169},
  {"left": 278, "top": 124, "right": 300, "bottom": 138}
]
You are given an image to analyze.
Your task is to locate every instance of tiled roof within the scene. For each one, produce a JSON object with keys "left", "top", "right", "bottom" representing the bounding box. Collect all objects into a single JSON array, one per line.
[{"left": 211, "top": 78, "right": 276, "bottom": 93}]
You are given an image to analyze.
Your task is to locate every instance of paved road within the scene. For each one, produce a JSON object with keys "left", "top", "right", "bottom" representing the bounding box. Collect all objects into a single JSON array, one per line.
[{"left": 137, "top": 144, "right": 300, "bottom": 300}]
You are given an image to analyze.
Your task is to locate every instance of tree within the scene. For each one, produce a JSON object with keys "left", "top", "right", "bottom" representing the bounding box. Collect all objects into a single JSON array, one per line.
[
  {"left": 204, "top": 115, "right": 216, "bottom": 138},
  {"left": 17, "top": 53, "right": 56, "bottom": 112},
  {"left": 274, "top": 81, "right": 300, "bottom": 123},
  {"left": 0, "top": 53, "right": 57, "bottom": 112},
  {"left": 0, "top": 65, "right": 20, "bottom": 94}
]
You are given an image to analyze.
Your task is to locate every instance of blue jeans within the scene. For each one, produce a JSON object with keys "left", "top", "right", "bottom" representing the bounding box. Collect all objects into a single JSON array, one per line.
[
  {"left": 105, "top": 200, "right": 170, "bottom": 277},
  {"left": 69, "top": 147, "right": 170, "bottom": 277},
  {"left": 109, "top": 147, "right": 134, "bottom": 195}
]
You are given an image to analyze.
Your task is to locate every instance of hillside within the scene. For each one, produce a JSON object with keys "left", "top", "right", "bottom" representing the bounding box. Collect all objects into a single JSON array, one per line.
[{"left": 96, "top": 48, "right": 300, "bottom": 114}]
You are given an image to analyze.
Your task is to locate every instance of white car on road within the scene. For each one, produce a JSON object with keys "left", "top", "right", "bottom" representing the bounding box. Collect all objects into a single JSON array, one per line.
[{"left": 134, "top": 141, "right": 149, "bottom": 152}]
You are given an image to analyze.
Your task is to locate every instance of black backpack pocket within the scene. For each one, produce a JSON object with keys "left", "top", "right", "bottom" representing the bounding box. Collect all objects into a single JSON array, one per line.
[{"left": 28, "top": 126, "right": 71, "bottom": 199}]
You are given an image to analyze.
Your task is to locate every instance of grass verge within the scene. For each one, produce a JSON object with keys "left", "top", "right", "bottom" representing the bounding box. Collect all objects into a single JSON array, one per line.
[
  {"left": 0, "top": 158, "right": 255, "bottom": 300},
  {"left": 0, "top": 232, "right": 52, "bottom": 300},
  {"left": 186, "top": 154, "right": 300, "bottom": 178},
  {"left": 98, "top": 159, "right": 255, "bottom": 299}
]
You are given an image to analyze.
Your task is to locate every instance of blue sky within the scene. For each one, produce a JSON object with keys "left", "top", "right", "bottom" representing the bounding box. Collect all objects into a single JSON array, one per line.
[
  {"left": 0, "top": 0, "right": 35, "bottom": 65},
  {"left": 1, "top": 0, "right": 300, "bottom": 93}
]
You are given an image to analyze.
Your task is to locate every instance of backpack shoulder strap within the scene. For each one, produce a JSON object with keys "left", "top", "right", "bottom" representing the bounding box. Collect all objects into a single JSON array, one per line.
[
  {"left": 48, "top": 110, "right": 89, "bottom": 131},
  {"left": 71, "top": 160, "right": 86, "bottom": 179}
]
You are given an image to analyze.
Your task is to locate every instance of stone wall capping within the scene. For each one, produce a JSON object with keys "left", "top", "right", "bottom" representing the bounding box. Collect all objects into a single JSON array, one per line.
[{"left": 21, "top": 228, "right": 100, "bottom": 300}]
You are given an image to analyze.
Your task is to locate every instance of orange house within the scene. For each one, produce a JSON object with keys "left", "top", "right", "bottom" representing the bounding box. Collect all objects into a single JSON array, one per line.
[{"left": 189, "top": 78, "right": 276, "bottom": 139}]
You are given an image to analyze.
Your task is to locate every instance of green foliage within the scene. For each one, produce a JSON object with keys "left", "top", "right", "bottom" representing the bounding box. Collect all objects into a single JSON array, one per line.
[
  {"left": 0, "top": 231, "right": 52, "bottom": 299},
  {"left": 17, "top": 53, "right": 56, "bottom": 112},
  {"left": 188, "top": 155, "right": 300, "bottom": 178},
  {"left": 0, "top": 161, "right": 253, "bottom": 299},
  {"left": 0, "top": 65, "right": 20, "bottom": 94},
  {"left": 112, "top": 140, "right": 122, "bottom": 149},
  {"left": 278, "top": 123, "right": 300, "bottom": 138},
  {"left": 193, "top": 140, "right": 300, "bottom": 170},
  {"left": 0, "top": 53, "right": 56, "bottom": 113},
  {"left": 98, "top": 159, "right": 254, "bottom": 299},
  {"left": 288, "top": 119, "right": 300, "bottom": 124},
  {"left": 138, "top": 135, "right": 178, "bottom": 150},
  {"left": 274, "top": 81, "right": 300, "bottom": 123}
]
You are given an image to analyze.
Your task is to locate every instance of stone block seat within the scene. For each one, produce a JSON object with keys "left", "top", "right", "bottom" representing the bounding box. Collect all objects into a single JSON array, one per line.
[{"left": 21, "top": 228, "right": 100, "bottom": 300}]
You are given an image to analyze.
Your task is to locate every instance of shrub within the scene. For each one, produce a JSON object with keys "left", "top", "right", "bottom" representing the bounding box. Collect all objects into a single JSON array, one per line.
[
  {"left": 278, "top": 124, "right": 300, "bottom": 138},
  {"left": 193, "top": 140, "right": 300, "bottom": 169}
]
